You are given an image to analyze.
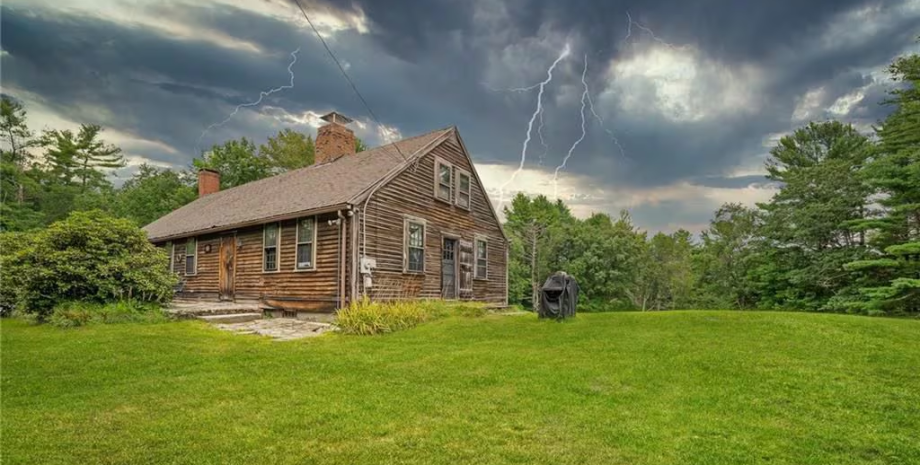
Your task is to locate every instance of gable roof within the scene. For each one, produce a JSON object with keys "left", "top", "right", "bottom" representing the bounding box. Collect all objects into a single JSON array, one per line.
[{"left": 144, "top": 127, "right": 452, "bottom": 241}]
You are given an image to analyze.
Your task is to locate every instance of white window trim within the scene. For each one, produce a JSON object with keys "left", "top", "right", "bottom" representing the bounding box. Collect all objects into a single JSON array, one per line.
[
  {"left": 293, "top": 216, "right": 318, "bottom": 272},
  {"left": 262, "top": 222, "right": 281, "bottom": 273},
  {"left": 404, "top": 216, "right": 427, "bottom": 273},
  {"left": 474, "top": 235, "right": 488, "bottom": 280},
  {"left": 185, "top": 237, "right": 198, "bottom": 276},
  {"left": 166, "top": 241, "right": 175, "bottom": 273},
  {"left": 459, "top": 238, "right": 473, "bottom": 293},
  {"left": 455, "top": 168, "right": 472, "bottom": 210},
  {"left": 433, "top": 157, "right": 453, "bottom": 204}
]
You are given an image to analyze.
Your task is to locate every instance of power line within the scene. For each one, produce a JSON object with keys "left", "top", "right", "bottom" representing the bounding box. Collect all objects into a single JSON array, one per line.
[{"left": 290, "top": 0, "right": 408, "bottom": 162}]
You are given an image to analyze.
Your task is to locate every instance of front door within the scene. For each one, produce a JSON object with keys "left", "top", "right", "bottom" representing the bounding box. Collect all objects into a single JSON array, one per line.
[
  {"left": 442, "top": 238, "right": 458, "bottom": 299},
  {"left": 219, "top": 235, "right": 236, "bottom": 301}
]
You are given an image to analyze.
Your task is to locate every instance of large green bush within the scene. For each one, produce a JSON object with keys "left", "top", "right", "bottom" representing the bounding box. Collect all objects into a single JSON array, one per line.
[{"left": 2, "top": 210, "right": 177, "bottom": 319}]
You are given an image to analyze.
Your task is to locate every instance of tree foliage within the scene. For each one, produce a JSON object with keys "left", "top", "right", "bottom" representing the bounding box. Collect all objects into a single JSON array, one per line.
[
  {"left": 115, "top": 164, "right": 197, "bottom": 226},
  {"left": 259, "top": 128, "right": 315, "bottom": 171},
  {"left": 193, "top": 137, "right": 271, "bottom": 189}
]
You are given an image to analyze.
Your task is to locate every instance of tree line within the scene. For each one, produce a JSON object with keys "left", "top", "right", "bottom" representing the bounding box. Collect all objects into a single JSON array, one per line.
[
  {"left": 0, "top": 105, "right": 368, "bottom": 230},
  {"left": 504, "top": 50, "right": 919, "bottom": 316}
]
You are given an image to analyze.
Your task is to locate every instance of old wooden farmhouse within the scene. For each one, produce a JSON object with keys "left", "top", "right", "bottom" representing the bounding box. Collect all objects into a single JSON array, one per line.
[{"left": 143, "top": 113, "right": 508, "bottom": 315}]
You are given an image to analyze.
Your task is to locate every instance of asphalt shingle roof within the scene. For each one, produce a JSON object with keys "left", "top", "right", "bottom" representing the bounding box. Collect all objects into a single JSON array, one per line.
[{"left": 143, "top": 127, "right": 451, "bottom": 241}]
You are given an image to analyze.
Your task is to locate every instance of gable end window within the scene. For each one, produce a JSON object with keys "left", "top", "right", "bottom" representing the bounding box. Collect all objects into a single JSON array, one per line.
[
  {"left": 263, "top": 223, "right": 281, "bottom": 272},
  {"left": 295, "top": 217, "right": 316, "bottom": 270},
  {"left": 456, "top": 169, "right": 472, "bottom": 210},
  {"left": 475, "top": 237, "right": 488, "bottom": 280},
  {"left": 405, "top": 218, "right": 426, "bottom": 273},
  {"left": 434, "top": 158, "right": 453, "bottom": 203},
  {"left": 185, "top": 238, "right": 197, "bottom": 275}
]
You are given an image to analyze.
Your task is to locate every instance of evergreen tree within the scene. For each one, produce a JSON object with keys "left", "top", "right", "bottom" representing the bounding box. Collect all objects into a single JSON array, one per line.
[{"left": 845, "top": 51, "right": 920, "bottom": 315}]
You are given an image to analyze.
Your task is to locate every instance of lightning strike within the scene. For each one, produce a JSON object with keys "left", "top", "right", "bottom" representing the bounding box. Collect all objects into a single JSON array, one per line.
[
  {"left": 497, "top": 43, "right": 571, "bottom": 209},
  {"left": 482, "top": 81, "right": 543, "bottom": 93},
  {"left": 585, "top": 90, "right": 627, "bottom": 160},
  {"left": 552, "top": 54, "right": 589, "bottom": 200},
  {"left": 196, "top": 48, "right": 300, "bottom": 154},
  {"left": 624, "top": 12, "right": 683, "bottom": 49}
]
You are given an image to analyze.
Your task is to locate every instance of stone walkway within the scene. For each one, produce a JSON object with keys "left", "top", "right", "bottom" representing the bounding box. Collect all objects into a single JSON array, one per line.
[{"left": 214, "top": 318, "right": 336, "bottom": 341}]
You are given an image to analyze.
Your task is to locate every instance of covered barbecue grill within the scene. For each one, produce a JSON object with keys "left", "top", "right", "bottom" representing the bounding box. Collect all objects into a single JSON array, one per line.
[{"left": 539, "top": 272, "right": 579, "bottom": 320}]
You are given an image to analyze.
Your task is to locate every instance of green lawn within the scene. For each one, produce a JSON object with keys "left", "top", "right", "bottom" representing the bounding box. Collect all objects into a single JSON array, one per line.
[{"left": 2, "top": 312, "right": 919, "bottom": 465}]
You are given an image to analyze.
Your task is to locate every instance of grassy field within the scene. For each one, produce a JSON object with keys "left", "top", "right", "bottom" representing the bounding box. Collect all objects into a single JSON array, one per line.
[{"left": 2, "top": 311, "right": 919, "bottom": 465}]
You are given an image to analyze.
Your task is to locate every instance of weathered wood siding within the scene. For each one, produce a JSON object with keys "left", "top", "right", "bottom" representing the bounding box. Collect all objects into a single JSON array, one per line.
[
  {"left": 361, "top": 134, "right": 508, "bottom": 305},
  {"left": 158, "top": 211, "right": 351, "bottom": 311}
]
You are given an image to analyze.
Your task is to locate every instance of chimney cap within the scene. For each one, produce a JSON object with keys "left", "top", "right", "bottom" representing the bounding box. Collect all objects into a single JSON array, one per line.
[
  {"left": 198, "top": 168, "right": 220, "bottom": 174},
  {"left": 320, "top": 112, "right": 353, "bottom": 125}
]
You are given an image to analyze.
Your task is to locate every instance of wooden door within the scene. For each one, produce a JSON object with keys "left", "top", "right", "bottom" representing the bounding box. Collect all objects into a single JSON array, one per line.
[
  {"left": 219, "top": 235, "right": 236, "bottom": 301},
  {"left": 442, "top": 238, "right": 458, "bottom": 299}
]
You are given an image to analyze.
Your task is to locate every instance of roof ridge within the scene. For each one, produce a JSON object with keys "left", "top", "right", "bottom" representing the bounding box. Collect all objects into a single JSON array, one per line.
[{"left": 144, "top": 126, "right": 452, "bottom": 240}]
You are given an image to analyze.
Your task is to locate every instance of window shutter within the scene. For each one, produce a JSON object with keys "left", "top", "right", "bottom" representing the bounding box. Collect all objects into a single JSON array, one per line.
[{"left": 459, "top": 239, "right": 474, "bottom": 297}]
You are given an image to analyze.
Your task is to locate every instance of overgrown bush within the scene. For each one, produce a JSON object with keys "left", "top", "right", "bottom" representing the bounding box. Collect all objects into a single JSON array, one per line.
[
  {"left": 2, "top": 210, "right": 177, "bottom": 320},
  {"left": 48, "top": 300, "right": 167, "bottom": 328},
  {"left": 0, "top": 232, "right": 36, "bottom": 316},
  {"left": 337, "top": 299, "right": 486, "bottom": 335}
]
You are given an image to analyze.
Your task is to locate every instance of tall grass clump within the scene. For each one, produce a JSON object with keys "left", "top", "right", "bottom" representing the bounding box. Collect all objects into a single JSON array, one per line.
[
  {"left": 337, "top": 299, "right": 487, "bottom": 335},
  {"left": 48, "top": 300, "right": 168, "bottom": 328}
]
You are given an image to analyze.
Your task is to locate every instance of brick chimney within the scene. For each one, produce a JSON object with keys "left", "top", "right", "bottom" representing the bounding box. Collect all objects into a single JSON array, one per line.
[
  {"left": 198, "top": 168, "right": 220, "bottom": 197},
  {"left": 315, "top": 112, "right": 355, "bottom": 164}
]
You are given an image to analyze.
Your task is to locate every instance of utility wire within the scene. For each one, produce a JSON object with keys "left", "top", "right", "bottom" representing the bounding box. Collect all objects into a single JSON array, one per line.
[{"left": 290, "top": 0, "right": 408, "bottom": 162}]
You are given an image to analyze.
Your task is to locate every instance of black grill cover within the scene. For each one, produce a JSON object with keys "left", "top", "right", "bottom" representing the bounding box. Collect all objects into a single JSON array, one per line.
[{"left": 539, "top": 272, "right": 579, "bottom": 319}]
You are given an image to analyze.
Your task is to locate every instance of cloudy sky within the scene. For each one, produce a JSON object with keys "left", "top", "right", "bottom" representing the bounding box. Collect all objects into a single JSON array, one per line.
[{"left": 2, "top": 0, "right": 918, "bottom": 232}]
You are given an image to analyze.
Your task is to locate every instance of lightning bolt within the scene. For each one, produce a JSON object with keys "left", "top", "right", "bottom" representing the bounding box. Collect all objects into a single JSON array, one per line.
[
  {"left": 552, "top": 54, "right": 589, "bottom": 200},
  {"left": 196, "top": 48, "right": 300, "bottom": 154},
  {"left": 496, "top": 43, "right": 571, "bottom": 210},
  {"left": 624, "top": 12, "right": 683, "bottom": 49},
  {"left": 585, "top": 90, "right": 627, "bottom": 160}
]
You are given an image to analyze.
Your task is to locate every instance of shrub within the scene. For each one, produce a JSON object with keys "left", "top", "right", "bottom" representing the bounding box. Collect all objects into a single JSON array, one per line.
[
  {"left": 3, "top": 210, "right": 177, "bottom": 320},
  {"left": 0, "top": 232, "right": 36, "bottom": 316},
  {"left": 48, "top": 300, "right": 167, "bottom": 328},
  {"left": 337, "top": 299, "right": 487, "bottom": 335}
]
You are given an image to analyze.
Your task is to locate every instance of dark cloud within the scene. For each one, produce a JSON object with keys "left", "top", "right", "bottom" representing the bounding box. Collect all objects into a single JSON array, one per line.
[{"left": 1, "top": 0, "right": 917, "bottom": 231}]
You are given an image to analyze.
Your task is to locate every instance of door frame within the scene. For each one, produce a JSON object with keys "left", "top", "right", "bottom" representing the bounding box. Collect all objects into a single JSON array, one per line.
[
  {"left": 218, "top": 233, "right": 237, "bottom": 301},
  {"left": 441, "top": 235, "right": 460, "bottom": 300}
]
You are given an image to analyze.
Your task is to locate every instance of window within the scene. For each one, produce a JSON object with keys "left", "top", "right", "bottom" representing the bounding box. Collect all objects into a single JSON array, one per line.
[
  {"left": 295, "top": 217, "right": 315, "bottom": 270},
  {"left": 405, "top": 219, "right": 425, "bottom": 273},
  {"left": 435, "top": 158, "right": 452, "bottom": 202},
  {"left": 185, "top": 238, "right": 197, "bottom": 275},
  {"left": 456, "top": 170, "right": 471, "bottom": 209},
  {"left": 475, "top": 237, "right": 488, "bottom": 279},
  {"left": 459, "top": 240, "right": 473, "bottom": 292},
  {"left": 263, "top": 223, "right": 280, "bottom": 272},
  {"left": 166, "top": 241, "right": 174, "bottom": 272}
]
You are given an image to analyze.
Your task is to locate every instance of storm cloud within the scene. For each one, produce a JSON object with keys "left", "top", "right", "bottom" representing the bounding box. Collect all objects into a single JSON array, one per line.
[{"left": 1, "top": 0, "right": 917, "bottom": 232}]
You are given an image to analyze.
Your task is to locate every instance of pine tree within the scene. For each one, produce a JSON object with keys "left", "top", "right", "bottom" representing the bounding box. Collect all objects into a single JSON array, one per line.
[
  {"left": 41, "top": 124, "right": 125, "bottom": 191},
  {"left": 845, "top": 52, "right": 920, "bottom": 315}
]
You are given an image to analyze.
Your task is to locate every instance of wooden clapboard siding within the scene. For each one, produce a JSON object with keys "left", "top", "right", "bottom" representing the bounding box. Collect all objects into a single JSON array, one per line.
[
  {"left": 161, "top": 212, "right": 348, "bottom": 311},
  {"left": 362, "top": 133, "right": 508, "bottom": 304}
]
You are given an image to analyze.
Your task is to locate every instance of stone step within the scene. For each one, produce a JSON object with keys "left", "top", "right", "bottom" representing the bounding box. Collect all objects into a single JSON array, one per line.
[{"left": 198, "top": 313, "right": 263, "bottom": 324}]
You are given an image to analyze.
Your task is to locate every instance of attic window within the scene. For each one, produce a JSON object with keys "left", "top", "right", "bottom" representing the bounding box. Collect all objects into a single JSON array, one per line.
[
  {"left": 435, "top": 158, "right": 452, "bottom": 203},
  {"left": 456, "top": 169, "right": 471, "bottom": 210},
  {"left": 263, "top": 223, "right": 280, "bottom": 272}
]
